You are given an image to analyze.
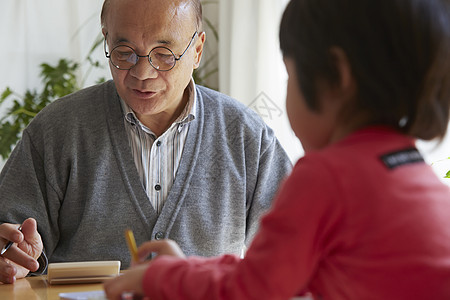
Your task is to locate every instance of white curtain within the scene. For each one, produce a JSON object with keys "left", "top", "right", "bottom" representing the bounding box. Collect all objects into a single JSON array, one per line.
[
  {"left": 218, "top": 0, "right": 303, "bottom": 163},
  {"left": 0, "top": 0, "right": 110, "bottom": 102}
]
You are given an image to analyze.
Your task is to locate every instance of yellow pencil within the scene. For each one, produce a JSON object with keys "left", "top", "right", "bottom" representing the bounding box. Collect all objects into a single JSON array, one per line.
[{"left": 124, "top": 229, "right": 139, "bottom": 262}]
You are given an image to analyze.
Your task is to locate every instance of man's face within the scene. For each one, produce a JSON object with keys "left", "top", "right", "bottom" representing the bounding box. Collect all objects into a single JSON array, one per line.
[{"left": 103, "top": 0, "right": 204, "bottom": 127}]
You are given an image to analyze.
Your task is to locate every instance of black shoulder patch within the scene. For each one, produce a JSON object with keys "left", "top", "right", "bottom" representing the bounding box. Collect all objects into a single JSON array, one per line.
[{"left": 380, "top": 147, "right": 424, "bottom": 169}]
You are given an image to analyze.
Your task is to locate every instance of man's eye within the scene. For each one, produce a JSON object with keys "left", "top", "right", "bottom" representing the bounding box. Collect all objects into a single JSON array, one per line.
[
  {"left": 116, "top": 51, "right": 133, "bottom": 59},
  {"left": 153, "top": 52, "right": 174, "bottom": 64}
]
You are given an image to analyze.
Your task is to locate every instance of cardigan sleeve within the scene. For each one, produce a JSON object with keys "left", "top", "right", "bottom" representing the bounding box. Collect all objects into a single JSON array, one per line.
[
  {"left": 244, "top": 127, "right": 292, "bottom": 247},
  {"left": 0, "top": 130, "right": 62, "bottom": 259}
]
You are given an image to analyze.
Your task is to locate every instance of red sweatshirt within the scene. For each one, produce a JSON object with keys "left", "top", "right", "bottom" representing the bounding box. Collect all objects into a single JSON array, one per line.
[{"left": 143, "top": 127, "right": 450, "bottom": 300}]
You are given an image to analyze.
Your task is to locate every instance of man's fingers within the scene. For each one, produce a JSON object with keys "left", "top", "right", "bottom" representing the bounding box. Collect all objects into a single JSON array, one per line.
[
  {"left": 0, "top": 220, "right": 42, "bottom": 283},
  {"left": 20, "top": 218, "right": 39, "bottom": 241},
  {"left": 0, "top": 223, "right": 23, "bottom": 245},
  {"left": 16, "top": 218, "right": 43, "bottom": 260},
  {"left": 0, "top": 258, "right": 17, "bottom": 284},
  {"left": 1, "top": 245, "right": 39, "bottom": 272}
]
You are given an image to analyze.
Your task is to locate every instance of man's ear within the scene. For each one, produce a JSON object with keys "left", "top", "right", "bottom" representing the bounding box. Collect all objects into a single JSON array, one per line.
[{"left": 193, "top": 31, "right": 206, "bottom": 69}]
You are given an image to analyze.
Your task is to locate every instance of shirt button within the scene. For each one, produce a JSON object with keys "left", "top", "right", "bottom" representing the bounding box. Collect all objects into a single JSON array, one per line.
[
  {"left": 156, "top": 141, "right": 161, "bottom": 147},
  {"left": 155, "top": 232, "right": 164, "bottom": 240},
  {"left": 154, "top": 184, "right": 161, "bottom": 191}
]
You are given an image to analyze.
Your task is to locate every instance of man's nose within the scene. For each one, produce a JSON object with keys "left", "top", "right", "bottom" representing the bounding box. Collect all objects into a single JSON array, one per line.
[{"left": 129, "top": 56, "right": 158, "bottom": 80}]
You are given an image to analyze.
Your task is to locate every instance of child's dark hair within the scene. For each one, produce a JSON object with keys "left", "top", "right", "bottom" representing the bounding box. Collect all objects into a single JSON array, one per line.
[{"left": 280, "top": 0, "right": 450, "bottom": 141}]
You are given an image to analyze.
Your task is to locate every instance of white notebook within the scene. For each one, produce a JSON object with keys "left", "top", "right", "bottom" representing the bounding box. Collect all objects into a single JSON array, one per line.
[
  {"left": 59, "top": 290, "right": 107, "bottom": 300},
  {"left": 47, "top": 260, "right": 121, "bottom": 285}
]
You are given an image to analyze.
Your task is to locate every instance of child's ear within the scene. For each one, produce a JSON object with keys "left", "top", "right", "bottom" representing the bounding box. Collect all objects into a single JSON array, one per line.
[{"left": 329, "top": 46, "right": 356, "bottom": 101}]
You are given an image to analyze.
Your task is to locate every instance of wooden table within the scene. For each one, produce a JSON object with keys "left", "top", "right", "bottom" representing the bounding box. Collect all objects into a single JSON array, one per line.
[
  {"left": 0, "top": 276, "right": 314, "bottom": 300},
  {"left": 0, "top": 275, "right": 105, "bottom": 299}
]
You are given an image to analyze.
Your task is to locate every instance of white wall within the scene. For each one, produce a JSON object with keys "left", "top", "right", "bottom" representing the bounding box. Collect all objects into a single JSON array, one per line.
[
  {"left": 417, "top": 131, "right": 450, "bottom": 185},
  {"left": 218, "top": 0, "right": 303, "bottom": 162}
]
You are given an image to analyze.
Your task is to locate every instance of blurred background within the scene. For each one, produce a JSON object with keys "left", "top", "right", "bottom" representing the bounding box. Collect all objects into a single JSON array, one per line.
[{"left": 0, "top": 0, "right": 448, "bottom": 184}]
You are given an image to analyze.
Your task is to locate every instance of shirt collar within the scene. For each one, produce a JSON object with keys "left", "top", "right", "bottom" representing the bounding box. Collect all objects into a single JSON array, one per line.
[{"left": 120, "top": 78, "right": 197, "bottom": 128}]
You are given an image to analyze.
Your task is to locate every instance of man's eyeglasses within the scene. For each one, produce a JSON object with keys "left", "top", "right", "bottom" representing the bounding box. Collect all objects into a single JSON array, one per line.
[{"left": 104, "top": 32, "right": 198, "bottom": 72}]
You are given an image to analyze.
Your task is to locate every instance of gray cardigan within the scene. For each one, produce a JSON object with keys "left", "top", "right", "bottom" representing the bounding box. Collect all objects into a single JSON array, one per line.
[{"left": 0, "top": 81, "right": 291, "bottom": 268}]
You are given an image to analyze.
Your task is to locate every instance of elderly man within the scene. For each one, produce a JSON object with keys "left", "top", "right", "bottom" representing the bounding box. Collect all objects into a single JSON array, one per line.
[{"left": 0, "top": 0, "right": 291, "bottom": 284}]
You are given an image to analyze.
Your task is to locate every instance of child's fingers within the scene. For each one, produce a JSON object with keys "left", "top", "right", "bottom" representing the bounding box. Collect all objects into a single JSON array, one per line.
[
  {"left": 137, "top": 239, "right": 186, "bottom": 259},
  {"left": 104, "top": 265, "right": 147, "bottom": 299}
]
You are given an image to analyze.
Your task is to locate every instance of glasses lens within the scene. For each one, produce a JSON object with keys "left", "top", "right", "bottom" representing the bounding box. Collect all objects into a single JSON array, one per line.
[
  {"left": 150, "top": 47, "right": 176, "bottom": 71},
  {"left": 110, "top": 46, "right": 137, "bottom": 70}
]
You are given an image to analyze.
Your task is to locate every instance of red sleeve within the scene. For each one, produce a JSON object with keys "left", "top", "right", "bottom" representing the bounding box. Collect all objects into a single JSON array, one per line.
[
  {"left": 143, "top": 255, "right": 241, "bottom": 299},
  {"left": 143, "top": 156, "right": 343, "bottom": 300}
]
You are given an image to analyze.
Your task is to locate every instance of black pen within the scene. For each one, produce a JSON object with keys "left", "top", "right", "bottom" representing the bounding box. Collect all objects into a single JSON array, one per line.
[{"left": 0, "top": 225, "right": 22, "bottom": 256}]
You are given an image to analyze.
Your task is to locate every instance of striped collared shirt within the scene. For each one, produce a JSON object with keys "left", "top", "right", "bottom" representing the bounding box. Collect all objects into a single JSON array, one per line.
[{"left": 120, "top": 80, "right": 197, "bottom": 214}]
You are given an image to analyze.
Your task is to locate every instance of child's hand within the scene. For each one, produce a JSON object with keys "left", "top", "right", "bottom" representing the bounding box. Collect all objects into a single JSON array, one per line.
[
  {"left": 104, "top": 239, "right": 186, "bottom": 299},
  {"left": 137, "top": 239, "right": 186, "bottom": 262},
  {"left": 103, "top": 263, "right": 149, "bottom": 300}
]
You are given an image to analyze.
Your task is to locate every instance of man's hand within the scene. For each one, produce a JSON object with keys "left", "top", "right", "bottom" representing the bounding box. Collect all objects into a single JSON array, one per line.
[
  {"left": 104, "top": 239, "right": 186, "bottom": 300},
  {"left": 0, "top": 218, "right": 43, "bottom": 283}
]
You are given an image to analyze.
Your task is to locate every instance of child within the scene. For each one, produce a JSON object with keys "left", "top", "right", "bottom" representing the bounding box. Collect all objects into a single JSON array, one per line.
[{"left": 104, "top": 0, "right": 450, "bottom": 299}]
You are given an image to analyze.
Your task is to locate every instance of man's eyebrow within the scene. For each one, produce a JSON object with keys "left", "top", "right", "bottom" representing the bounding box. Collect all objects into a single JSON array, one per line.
[
  {"left": 114, "top": 38, "right": 130, "bottom": 44},
  {"left": 112, "top": 37, "right": 173, "bottom": 46},
  {"left": 110, "top": 37, "right": 131, "bottom": 45},
  {"left": 156, "top": 39, "right": 172, "bottom": 45}
]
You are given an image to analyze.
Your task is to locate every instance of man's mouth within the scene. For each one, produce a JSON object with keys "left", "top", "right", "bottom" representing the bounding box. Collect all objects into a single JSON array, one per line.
[{"left": 132, "top": 89, "right": 157, "bottom": 98}]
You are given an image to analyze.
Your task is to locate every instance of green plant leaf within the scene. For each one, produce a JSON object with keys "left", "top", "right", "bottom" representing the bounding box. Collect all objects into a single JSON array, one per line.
[
  {"left": 445, "top": 170, "right": 450, "bottom": 179},
  {"left": 10, "top": 107, "right": 37, "bottom": 118},
  {"left": 1, "top": 87, "right": 13, "bottom": 102},
  {"left": 0, "top": 59, "right": 83, "bottom": 159},
  {"left": 0, "top": 121, "right": 21, "bottom": 160},
  {"left": 96, "top": 77, "right": 107, "bottom": 85}
]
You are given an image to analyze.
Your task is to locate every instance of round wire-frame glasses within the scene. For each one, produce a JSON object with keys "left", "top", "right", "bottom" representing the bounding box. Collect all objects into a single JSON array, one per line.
[{"left": 104, "top": 31, "right": 198, "bottom": 71}]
